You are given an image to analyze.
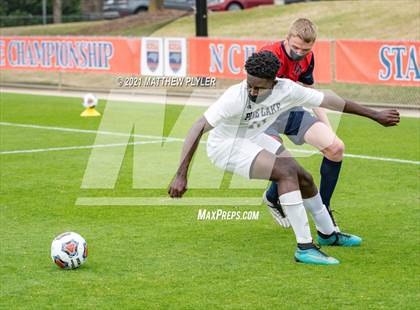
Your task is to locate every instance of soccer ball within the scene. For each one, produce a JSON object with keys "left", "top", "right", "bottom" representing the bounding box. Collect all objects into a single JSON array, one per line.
[
  {"left": 51, "top": 232, "right": 88, "bottom": 270},
  {"left": 82, "top": 93, "right": 98, "bottom": 108}
]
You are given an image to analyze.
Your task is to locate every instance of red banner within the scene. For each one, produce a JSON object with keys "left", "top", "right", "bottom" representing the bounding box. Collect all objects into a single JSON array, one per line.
[
  {"left": 2, "top": 36, "right": 418, "bottom": 87},
  {"left": 187, "top": 37, "right": 332, "bottom": 83},
  {"left": 335, "top": 40, "right": 420, "bottom": 87},
  {"left": 0, "top": 36, "right": 141, "bottom": 74}
]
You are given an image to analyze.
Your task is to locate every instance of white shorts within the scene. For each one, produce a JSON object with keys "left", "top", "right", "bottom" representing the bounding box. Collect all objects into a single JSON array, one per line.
[{"left": 206, "top": 133, "right": 282, "bottom": 179}]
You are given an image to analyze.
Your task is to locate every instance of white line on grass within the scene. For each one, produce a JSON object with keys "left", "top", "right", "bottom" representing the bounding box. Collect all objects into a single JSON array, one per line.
[
  {"left": 1, "top": 121, "right": 419, "bottom": 165},
  {"left": 288, "top": 149, "right": 420, "bottom": 165},
  {"left": 76, "top": 197, "right": 262, "bottom": 206},
  {"left": 0, "top": 140, "right": 166, "bottom": 154},
  {"left": 0, "top": 121, "right": 182, "bottom": 142}
]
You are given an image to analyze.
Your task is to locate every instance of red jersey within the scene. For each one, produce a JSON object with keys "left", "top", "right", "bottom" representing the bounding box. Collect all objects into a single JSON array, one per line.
[{"left": 260, "top": 40, "right": 315, "bottom": 85}]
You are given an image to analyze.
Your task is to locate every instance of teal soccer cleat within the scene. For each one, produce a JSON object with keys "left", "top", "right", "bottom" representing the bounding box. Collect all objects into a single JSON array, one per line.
[
  {"left": 294, "top": 244, "right": 340, "bottom": 265},
  {"left": 317, "top": 231, "right": 362, "bottom": 247}
]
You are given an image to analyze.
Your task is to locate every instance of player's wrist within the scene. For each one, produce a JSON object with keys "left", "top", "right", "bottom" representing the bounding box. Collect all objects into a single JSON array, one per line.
[{"left": 369, "top": 109, "right": 380, "bottom": 122}]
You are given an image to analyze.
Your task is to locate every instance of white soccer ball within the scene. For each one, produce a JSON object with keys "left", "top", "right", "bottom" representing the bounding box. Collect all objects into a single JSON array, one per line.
[
  {"left": 51, "top": 232, "right": 88, "bottom": 270},
  {"left": 82, "top": 93, "right": 98, "bottom": 108}
]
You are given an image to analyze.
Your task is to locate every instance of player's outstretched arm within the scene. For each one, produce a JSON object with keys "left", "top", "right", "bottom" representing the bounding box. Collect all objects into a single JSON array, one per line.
[
  {"left": 320, "top": 94, "right": 400, "bottom": 127},
  {"left": 168, "top": 116, "right": 213, "bottom": 198}
]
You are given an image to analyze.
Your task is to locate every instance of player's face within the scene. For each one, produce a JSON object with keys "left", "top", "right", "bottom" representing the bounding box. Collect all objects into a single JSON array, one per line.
[
  {"left": 246, "top": 74, "right": 276, "bottom": 103},
  {"left": 286, "top": 35, "right": 314, "bottom": 61}
]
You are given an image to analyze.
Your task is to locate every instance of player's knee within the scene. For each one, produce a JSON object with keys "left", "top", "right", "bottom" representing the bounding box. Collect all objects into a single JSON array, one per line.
[
  {"left": 324, "top": 138, "right": 345, "bottom": 162},
  {"left": 298, "top": 168, "right": 314, "bottom": 189},
  {"left": 271, "top": 158, "right": 299, "bottom": 181}
]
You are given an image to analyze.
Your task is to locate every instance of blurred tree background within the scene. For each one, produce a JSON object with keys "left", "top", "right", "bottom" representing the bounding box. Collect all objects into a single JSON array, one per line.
[{"left": 0, "top": 0, "right": 106, "bottom": 27}]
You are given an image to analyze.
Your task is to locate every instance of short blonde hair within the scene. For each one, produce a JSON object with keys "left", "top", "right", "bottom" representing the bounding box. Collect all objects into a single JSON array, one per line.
[{"left": 288, "top": 18, "right": 317, "bottom": 43}]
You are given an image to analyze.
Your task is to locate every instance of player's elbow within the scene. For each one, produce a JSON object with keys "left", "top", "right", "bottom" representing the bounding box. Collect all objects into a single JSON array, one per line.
[
  {"left": 202, "top": 117, "right": 214, "bottom": 133},
  {"left": 321, "top": 93, "right": 346, "bottom": 111}
]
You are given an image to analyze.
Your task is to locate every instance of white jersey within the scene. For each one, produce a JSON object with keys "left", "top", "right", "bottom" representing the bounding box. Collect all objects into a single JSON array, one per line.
[{"left": 204, "top": 78, "right": 324, "bottom": 139}]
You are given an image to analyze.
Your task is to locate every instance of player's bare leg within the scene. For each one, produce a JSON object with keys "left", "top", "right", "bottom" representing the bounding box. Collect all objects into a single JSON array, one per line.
[
  {"left": 261, "top": 123, "right": 362, "bottom": 247},
  {"left": 263, "top": 112, "right": 344, "bottom": 231},
  {"left": 303, "top": 121, "right": 344, "bottom": 161},
  {"left": 303, "top": 121, "right": 344, "bottom": 230},
  {"left": 250, "top": 150, "right": 339, "bottom": 265},
  {"left": 255, "top": 147, "right": 362, "bottom": 248},
  {"left": 262, "top": 148, "right": 292, "bottom": 228}
]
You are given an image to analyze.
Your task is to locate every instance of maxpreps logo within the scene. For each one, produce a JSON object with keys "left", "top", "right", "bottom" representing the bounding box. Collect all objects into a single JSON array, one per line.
[
  {"left": 168, "top": 40, "right": 182, "bottom": 73},
  {"left": 197, "top": 209, "right": 260, "bottom": 221},
  {"left": 146, "top": 40, "right": 160, "bottom": 72},
  {"left": 378, "top": 44, "right": 420, "bottom": 82}
]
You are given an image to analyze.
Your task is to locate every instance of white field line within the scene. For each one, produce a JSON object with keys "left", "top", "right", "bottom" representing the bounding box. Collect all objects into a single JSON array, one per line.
[
  {"left": 288, "top": 148, "right": 420, "bottom": 165},
  {"left": 75, "top": 197, "right": 262, "bottom": 206},
  {"left": 0, "top": 121, "right": 182, "bottom": 142},
  {"left": 0, "top": 140, "right": 166, "bottom": 155},
  {"left": 1, "top": 121, "right": 419, "bottom": 165}
]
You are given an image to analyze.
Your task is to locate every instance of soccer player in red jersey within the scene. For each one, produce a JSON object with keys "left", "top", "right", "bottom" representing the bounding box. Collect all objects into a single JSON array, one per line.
[{"left": 260, "top": 18, "right": 345, "bottom": 232}]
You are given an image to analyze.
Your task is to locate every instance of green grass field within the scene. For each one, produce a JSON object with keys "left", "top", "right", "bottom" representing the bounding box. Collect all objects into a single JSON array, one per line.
[{"left": 1, "top": 92, "right": 419, "bottom": 309}]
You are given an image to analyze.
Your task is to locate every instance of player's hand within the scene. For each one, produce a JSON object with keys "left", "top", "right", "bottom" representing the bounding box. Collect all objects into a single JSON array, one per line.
[
  {"left": 168, "top": 175, "right": 188, "bottom": 198},
  {"left": 374, "top": 109, "right": 400, "bottom": 127}
]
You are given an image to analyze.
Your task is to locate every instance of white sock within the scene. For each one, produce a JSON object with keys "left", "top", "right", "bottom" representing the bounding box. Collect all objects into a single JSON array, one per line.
[
  {"left": 303, "top": 193, "right": 335, "bottom": 235},
  {"left": 279, "top": 190, "right": 312, "bottom": 244}
]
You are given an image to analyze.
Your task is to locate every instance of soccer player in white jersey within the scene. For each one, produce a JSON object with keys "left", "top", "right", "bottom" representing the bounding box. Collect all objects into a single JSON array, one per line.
[{"left": 168, "top": 51, "right": 400, "bottom": 265}]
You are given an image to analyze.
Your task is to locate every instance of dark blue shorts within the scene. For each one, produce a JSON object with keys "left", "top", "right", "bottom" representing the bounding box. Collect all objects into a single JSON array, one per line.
[{"left": 265, "top": 107, "right": 318, "bottom": 145}]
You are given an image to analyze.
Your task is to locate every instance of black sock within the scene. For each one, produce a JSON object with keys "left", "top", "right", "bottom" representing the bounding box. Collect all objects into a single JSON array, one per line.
[
  {"left": 297, "top": 242, "right": 316, "bottom": 250},
  {"left": 317, "top": 230, "right": 335, "bottom": 239},
  {"left": 266, "top": 181, "right": 279, "bottom": 203},
  {"left": 320, "top": 157, "right": 342, "bottom": 209}
]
